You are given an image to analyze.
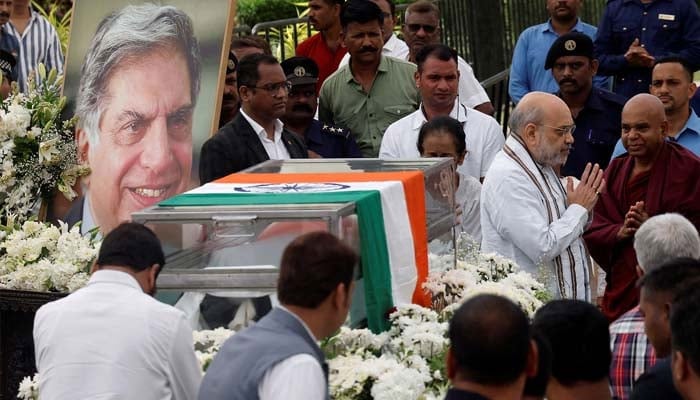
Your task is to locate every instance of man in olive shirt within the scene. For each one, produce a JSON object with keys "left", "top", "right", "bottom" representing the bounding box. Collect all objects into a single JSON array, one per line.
[{"left": 319, "top": 0, "right": 419, "bottom": 157}]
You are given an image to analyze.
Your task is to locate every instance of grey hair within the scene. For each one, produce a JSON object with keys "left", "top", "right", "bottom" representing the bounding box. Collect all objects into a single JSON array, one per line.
[
  {"left": 75, "top": 3, "right": 201, "bottom": 147},
  {"left": 507, "top": 101, "right": 544, "bottom": 137},
  {"left": 634, "top": 213, "right": 700, "bottom": 273}
]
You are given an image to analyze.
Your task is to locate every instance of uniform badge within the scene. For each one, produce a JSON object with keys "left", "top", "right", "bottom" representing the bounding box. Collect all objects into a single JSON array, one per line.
[
  {"left": 564, "top": 40, "right": 576, "bottom": 51},
  {"left": 227, "top": 59, "right": 235, "bottom": 70},
  {"left": 294, "top": 66, "right": 306, "bottom": 77}
]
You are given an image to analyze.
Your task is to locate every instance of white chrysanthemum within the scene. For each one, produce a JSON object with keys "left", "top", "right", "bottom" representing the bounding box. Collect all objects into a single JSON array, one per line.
[{"left": 16, "top": 373, "right": 39, "bottom": 400}]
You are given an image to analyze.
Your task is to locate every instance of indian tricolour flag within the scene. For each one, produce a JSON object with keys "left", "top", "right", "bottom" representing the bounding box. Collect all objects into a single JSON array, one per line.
[{"left": 159, "top": 171, "right": 429, "bottom": 332}]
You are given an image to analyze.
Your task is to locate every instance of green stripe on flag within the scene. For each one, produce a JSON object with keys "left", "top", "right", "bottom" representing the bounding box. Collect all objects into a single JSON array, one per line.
[{"left": 160, "top": 191, "right": 393, "bottom": 332}]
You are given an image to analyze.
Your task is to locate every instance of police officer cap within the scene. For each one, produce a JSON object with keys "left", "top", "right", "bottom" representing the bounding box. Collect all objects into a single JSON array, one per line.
[
  {"left": 281, "top": 56, "right": 319, "bottom": 86},
  {"left": 0, "top": 50, "right": 15, "bottom": 80},
  {"left": 544, "top": 32, "right": 594, "bottom": 70}
]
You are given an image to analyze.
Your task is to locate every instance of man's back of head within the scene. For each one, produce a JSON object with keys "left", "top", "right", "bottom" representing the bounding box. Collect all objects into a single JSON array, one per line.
[
  {"left": 670, "top": 282, "right": 700, "bottom": 400},
  {"left": 638, "top": 258, "right": 700, "bottom": 357},
  {"left": 532, "top": 299, "right": 612, "bottom": 400},
  {"left": 447, "top": 294, "right": 532, "bottom": 398},
  {"left": 634, "top": 213, "right": 700, "bottom": 274}
]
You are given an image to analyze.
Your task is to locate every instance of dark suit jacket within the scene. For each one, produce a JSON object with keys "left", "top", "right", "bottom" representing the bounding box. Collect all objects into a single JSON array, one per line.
[{"left": 199, "top": 113, "right": 308, "bottom": 183}]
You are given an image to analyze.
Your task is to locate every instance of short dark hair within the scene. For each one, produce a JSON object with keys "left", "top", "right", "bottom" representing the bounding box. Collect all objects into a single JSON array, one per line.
[
  {"left": 654, "top": 56, "right": 695, "bottom": 82},
  {"left": 532, "top": 300, "right": 610, "bottom": 386},
  {"left": 405, "top": 0, "right": 440, "bottom": 18},
  {"left": 340, "top": 0, "right": 384, "bottom": 30},
  {"left": 671, "top": 281, "right": 700, "bottom": 374},
  {"left": 277, "top": 231, "right": 357, "bottom": 308},
  {"left": 523, "top": 331, "right": 552, "bottom": 397},
  {"left": 417, "top": 115, "right": 466, "bottom": 155},
  {"left": 415, "top": 43, "right": 458, "bottom": 72},
  {"left": 449, "top": 294, "right": 531, "bottom": 385},
  {"left": 96, "top": 223, "right": 165, "bottom": 273},
  {"left": 376, "top": 0, "right": 396, "bottom": 16},
  {"left": 231, "top": 35, "right": 272, "bottom": 56},
  {"left": 236, "top": 53, "right": 279, "bottom": 90},
  {"left": 638, "top": 257, "right": 700, "bottom": 296},
  {"left": 321, "top": 0, "right": 346, "bottom": 5}
]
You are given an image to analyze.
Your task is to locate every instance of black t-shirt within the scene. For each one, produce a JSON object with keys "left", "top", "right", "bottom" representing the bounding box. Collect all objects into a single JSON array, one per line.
[{"left": 630, "top": 358, "right": 683, "bottom": 400}]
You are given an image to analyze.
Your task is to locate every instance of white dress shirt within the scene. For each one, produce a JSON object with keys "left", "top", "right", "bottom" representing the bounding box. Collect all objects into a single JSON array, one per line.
[
  {"left": 480, "top": 135, "right": 592, "bottom": 300},
  {"left": 455, "top": 57, "right": 491, "bottom": 109},
  {"left": 33, "top": 270, "right": 202, "bottom": 400},
  {"left": 338, "top": 33, "right": 409, "bottom": 67},
  {"left": 379, "top": 100, "right": 505, "bottom": 180},
  {"left": 240, "top": 108, "right": 290, "bottom": 160},
  {"left": 257, "top": 306, "right": 326, "bottom": 400},
  {"left": 456, "top": 171, "right": 482, "bottom": 242}
]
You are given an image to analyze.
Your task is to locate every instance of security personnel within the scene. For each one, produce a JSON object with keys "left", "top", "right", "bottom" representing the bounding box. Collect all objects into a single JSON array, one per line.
[
  {"left": 280, "top": 56, "right": 362, "bottom": 158},
  {"left": 218, "top": 50, "right": 239, "bottom": 128},
  {"left": 546, "top": 32, "right": 626, "bottom": 178},
  {"left": 0, "top": 49, "right": 16, "bottom": 100},
  {"left": 594, "top": 0, "right": 700, "bottom": 99}
]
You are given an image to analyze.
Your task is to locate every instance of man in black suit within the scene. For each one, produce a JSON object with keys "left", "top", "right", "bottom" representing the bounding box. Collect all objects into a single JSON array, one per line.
[{"left": 200, "top": 53, "right": 308, "bottom": 183}]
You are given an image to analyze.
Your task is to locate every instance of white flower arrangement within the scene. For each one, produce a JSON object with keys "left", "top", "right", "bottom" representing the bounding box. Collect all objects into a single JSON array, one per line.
[
  {"left": 193, "top": 327, "right": 235, "bottom": 372},
  {"left": 0, "top": 220, "right": 100, "bottom": 292},
  {"left": 0, "top": 64, "right": 89, "bottom": 222}
]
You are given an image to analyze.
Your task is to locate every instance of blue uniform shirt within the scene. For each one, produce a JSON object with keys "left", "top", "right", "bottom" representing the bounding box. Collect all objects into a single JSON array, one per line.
[
  {"left": 0, "top": 26, "right": 20, "bottom": 82},
  {"left": 509, "top": 19, "right": 611, "bottom": 104},
  {"left": 611, "top": 108, "right": 700, "bottom": 158},
  {"left": 304, "top": 119, "right": 362, "bottom": 158},
  {"left": 595, "top": 0, "right": 700, "bottom": 99},
  {"left": 561, "top": 88, "right": 626, "bottom": 178}
]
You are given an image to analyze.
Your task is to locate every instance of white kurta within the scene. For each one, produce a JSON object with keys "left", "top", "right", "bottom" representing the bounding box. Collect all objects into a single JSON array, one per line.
[
  {"left": 480, "top": 135, "right": 592, "bottom": 300},
  {"left": 379, "top": 100, "right": 505, "bottom": 180}
]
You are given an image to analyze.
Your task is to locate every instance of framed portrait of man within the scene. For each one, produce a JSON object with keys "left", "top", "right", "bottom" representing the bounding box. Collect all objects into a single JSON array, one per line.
[{"left": 60, "top": 0, "right": 235, "bottom": 235}]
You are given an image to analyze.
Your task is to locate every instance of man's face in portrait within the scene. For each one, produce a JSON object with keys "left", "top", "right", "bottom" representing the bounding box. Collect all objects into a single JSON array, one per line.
[{"left": 78, "top": 46, "right": 194, "bottom": 233}]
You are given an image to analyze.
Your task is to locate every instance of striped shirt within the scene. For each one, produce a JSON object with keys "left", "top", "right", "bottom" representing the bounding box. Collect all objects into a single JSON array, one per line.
[
  {"left": 609, "top": 306, "right": 657, "bottom": 400},
  {"left": 6, "top": 8, "right": 63, "bottom": 92}
]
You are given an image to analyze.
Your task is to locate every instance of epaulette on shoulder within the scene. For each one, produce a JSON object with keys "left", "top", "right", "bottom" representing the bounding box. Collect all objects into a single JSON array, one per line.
[{"left": 322, "top": 123, "right": 351, "bottom": 139}]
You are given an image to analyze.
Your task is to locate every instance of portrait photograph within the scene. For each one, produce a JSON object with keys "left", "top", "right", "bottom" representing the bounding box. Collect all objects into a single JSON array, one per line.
[{"left": 60, "top": 0, "right": 235, "bottom": 234}]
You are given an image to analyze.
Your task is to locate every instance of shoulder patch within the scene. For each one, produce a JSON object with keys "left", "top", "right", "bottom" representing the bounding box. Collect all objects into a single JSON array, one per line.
[{"left": 322, "top": 124, "right": 351, "bottom": 139}]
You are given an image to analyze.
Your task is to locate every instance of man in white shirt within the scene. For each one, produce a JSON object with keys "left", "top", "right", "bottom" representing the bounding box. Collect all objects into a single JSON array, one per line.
[
  {"left": 199, "top": 53, "right": 307, "bottom": 183},
  {"left": 379, "top": 44, "right": 504, "bottom": 181},
  {"left": 33, "top": 223, "right": 202, "bottom": 399},
  {"left": 480, "top": 92, "right": 605, "bottom": 300},
  {"left": 401, "top": 0, "right": 494, "bottom": 116},
  {"left": 338, "top": 0, "right": 408, "bottom": 66},
  {"left": 199, "top": 231, "right": 357, "bottom": 400}
]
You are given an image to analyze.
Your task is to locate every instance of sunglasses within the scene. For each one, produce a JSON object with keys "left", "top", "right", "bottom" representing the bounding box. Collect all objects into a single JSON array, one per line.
[{"left": 406, "top": 23, "right": 437, "bottom": 34}]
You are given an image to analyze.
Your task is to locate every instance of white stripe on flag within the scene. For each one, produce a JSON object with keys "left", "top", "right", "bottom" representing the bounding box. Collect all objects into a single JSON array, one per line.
[{"left": 186, "top": 181, "right": 417, "bottom": 304}]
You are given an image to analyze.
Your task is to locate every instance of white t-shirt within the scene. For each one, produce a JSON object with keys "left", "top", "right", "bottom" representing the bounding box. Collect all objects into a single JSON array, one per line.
[{"left": 379, "top": 100, "right": 505, "bottom": 180}]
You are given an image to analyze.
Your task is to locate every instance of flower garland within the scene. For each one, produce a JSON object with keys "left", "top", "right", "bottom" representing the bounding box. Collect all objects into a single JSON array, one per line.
[{"left": 0, "top": 64, "right": 89, "bottom": 222}]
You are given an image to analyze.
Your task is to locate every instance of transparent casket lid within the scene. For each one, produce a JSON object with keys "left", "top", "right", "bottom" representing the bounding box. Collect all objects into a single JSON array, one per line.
[
  {"left": 131, "top": 202, "right": 358, "bottom": 294},
  {"left": 242, "top": 158, "right": 456, "bottom": 240}
]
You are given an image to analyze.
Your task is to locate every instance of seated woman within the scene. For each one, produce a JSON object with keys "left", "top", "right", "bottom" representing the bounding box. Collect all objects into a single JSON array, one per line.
[{"left": 417, "top": 116, "right": 482, "bottom": 242}]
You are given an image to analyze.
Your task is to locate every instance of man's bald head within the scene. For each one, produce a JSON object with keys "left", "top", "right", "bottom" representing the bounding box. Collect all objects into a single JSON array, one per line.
[
  {"left": 623, "top": 93, "right": 666, "bottom": 124},
  {"left": 621, "top": 93, "right": 668, "bottom": 161},
  {"left": 509, "top": 92, "right": 574, "bottom": 166}
]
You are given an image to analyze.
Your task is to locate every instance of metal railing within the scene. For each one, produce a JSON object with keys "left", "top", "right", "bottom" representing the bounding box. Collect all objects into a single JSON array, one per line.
[{"left": 480, "top": 68, "right": 512, "bottom": 137}]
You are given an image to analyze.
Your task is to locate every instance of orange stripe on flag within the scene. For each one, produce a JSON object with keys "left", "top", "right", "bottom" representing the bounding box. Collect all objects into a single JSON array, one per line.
[{"left": 216, "top": 172, "right": 431, "bottom": 306}]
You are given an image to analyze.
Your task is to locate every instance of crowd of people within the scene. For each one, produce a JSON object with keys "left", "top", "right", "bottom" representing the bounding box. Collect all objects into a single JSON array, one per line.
[
  {"left": 0, "top": 0, "right": 63, "bottom": 98},
  {"left": 24, "top": 0, "right": 700, "bottom": 398}
]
